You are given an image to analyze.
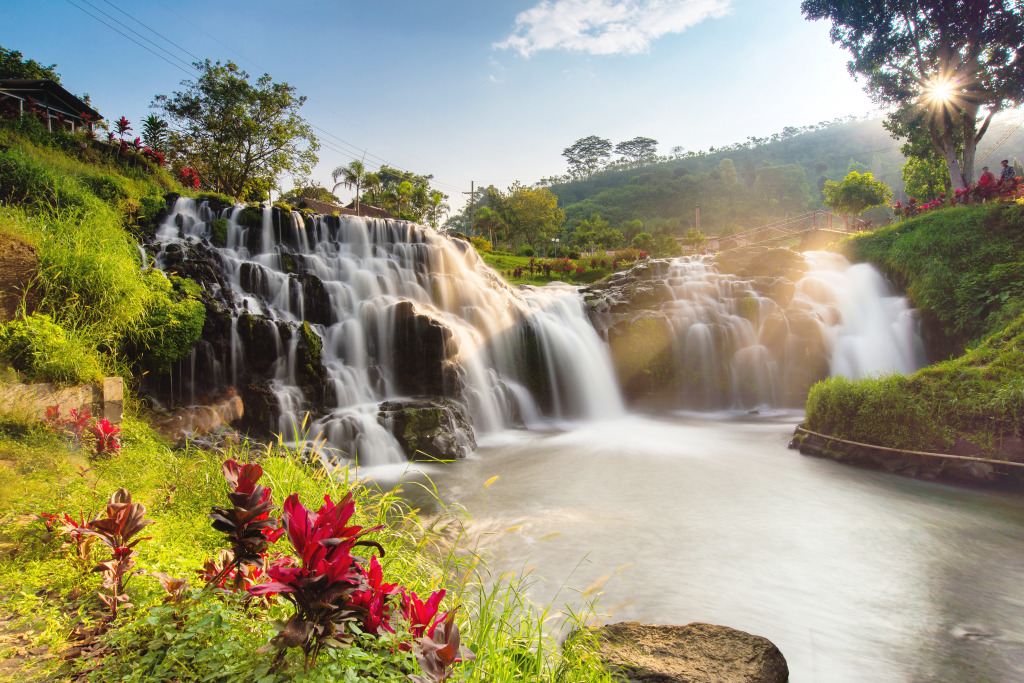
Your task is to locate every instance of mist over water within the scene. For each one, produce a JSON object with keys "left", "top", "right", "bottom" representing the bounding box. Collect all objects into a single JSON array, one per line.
[
  {"left": 147, "top": 206, "right": 1023, "bottom": 680},
  {"left": 419, "top": 414, "right": 1024, "bottom": 683}
]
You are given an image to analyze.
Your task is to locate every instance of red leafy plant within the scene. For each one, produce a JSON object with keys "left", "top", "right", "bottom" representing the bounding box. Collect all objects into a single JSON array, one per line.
[
  {"left": 248, "top": 492, "right": 385, "bottom": 669},
  {"left": 409, "top": 611, "right": 476, "bottom": 683},
  {"left": 92, "top": 418, "right": 121, "bottom": 455},
  {"left": 73, "top": 488, "right": 153, "bottom": 619},
  {"left": 207, "top": 459, "right": 284, "bottom": 591}
]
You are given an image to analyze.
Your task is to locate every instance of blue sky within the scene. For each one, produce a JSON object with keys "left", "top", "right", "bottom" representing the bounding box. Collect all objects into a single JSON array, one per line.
[{"left": 5, "top": 0, "right": 876, "bottom": 207}]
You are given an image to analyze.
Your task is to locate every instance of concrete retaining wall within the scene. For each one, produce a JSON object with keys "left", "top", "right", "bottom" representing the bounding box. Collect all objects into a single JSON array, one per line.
[{"left": 0, "top": 377, "right": 123, "bottom": 424}]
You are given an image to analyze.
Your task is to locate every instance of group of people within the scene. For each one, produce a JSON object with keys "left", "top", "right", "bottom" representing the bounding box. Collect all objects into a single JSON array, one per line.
[{"left": 976, "top": 159, "right": 1018, "bottom": 199}]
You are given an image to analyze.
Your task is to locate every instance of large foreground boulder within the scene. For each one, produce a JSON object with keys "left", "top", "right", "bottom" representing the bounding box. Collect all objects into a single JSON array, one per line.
[
  {"left": 377, "top": 398, "right": 476, "bottom": 461},
  {"left": 591, "top": 621, "right": 788, "bottom": 683}
]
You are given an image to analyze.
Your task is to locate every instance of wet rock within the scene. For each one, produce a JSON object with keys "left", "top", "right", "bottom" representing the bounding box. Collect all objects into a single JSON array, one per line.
[
  {"left": 389, "top": 301, "right": 460, "bottom": 397},
  {"left": 591, "top": 621, "right": 789, "bottom": 683},
  {"left": 239, "top": 381, "right": 279, "bottom": 435},
  {"left": 714, "top": 246, "right": 807, "bottom": 280},
  {"left": 151, "top": 388, "right": 244, "bottom": 445},
  {"left": 299, "top": 272, "right": 332, "bottom": 326},
  {"left": 606, "top": 312, "right": 677, "bottom": 401},
  {"left": 378, "top": 398, "right": 476, "bottom": 461}
]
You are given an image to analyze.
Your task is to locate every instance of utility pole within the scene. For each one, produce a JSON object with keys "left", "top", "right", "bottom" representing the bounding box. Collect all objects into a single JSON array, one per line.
[
  {"left": 695, "top": 205, "right": 700, "bottom": 233},
  {"left": 463, "top": 181, "right": 475, "bottom": 236}
]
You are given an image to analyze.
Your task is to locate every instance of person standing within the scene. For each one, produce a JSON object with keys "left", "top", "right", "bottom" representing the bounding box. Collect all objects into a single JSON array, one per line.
[
  {"left": 977, "top": 166, "right": 998, "bottom": 199},
  {"left": 999, "top": 159, "right": 1017, "bottom": 191}
]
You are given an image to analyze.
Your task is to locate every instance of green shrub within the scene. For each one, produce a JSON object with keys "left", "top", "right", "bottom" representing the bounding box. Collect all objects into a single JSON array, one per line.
[
  {"left": 517, "top": 245, "right": 535, "bottom": 257},
  {"left": 236, "top": 205, "right": 262, "bottom": 229},
  {"left": 124, "top": 272, "right": 206, "bottom": 374},
  {"left": 0, "top": 313, "right": 105, "bottom": 385},
  {"left": 209, "top": 217, "right": 229, "bottom": 247},
  {"left": 471, "top": 236, "right": 492, "bottom": 252}
]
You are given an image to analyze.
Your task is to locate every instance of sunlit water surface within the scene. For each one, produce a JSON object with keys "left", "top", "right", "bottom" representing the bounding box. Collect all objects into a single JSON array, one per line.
[{"left": 393, "top": 413, "right": 1024, "bottom": 683}]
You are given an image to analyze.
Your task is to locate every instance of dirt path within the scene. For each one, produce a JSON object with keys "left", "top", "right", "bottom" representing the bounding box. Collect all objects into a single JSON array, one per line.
[{"left": 0, "top": 233, "right": 40, "bottom": 323}]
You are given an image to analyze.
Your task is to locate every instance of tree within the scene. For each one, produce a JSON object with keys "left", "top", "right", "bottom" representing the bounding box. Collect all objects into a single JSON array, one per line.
[
  {"left": 426, "top": 190, "right": 449, "bottom": 228},
  {"left": 632, "top": 232, "right": 654, "bottom": 252},
  {"left": 362, "top": 173, "right": 381, "bottom": 206},
  {"left": 822, "top": 171, "right": 893, "bottom": 218},
  {"left": 332, "top": 160, "right": 365, "bottom": 215},
  {"left": 141, "top": 115, "right": 168, "bottom": 153},
  {"left": 473, "top": 206, "right": 506, "bottom": 244},
  {"left": 396, "top": 181, "right": 413, "bottom": 219},
  {"left": 718, "top": 158, "right": 738, "bottom": 185},
  {"left": 652, "top": 233, "right": 682, "bottom": 258},
  {"left": 571, "top": 214, "right": 622, "bottom": 250},
  {"left": 802, "top": 0, "right": 1024, "bottom": 189},
  {"left": 489, "top": 183, "right": 564, "bottom": 247},
  {"left": 279, "top": 185, "right": 341, "bottom": 206},
  {"left": 680, "top": 228, "right": 707, "bottom": 251},
  {"left": 615, "top": 136, "right": 659, "bottom": 168},
  {"left": 562, "top": 135, "right": 613, "bottom": 179},
  {"left": 901, "top": 155, "right": 948, "bottom": 202},
  {"left": 0, "top": 46, "right": 60, "bottom": 82},
  {"left": 153, "top": 60, "right": 319, "bottom": 199}
]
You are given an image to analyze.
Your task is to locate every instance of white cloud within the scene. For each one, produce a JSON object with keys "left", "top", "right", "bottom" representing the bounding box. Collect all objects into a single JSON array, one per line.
[{"left": 495, "top": 0, "right": 732, "bottom": 57}]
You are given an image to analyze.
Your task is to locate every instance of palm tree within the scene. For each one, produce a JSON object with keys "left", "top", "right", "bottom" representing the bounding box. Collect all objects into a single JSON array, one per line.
[
  {"left": 427, "top": 190, "right": 449, "bottom": 228},
  {"left": 396, "top": 180, "right": 413, "bottom": 219},
  {"left": 331, "top": 160, "right": 365, "bottom": 215}
]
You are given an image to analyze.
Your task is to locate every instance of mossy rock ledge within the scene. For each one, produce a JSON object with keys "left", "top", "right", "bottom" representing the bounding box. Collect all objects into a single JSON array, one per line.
[
  {"left": 790, "top": 427, "right": 1024, "bottom": 486},
  {"left": 377, "top": 398, "right": 476, "bottom": 462},
  {"left": 589, "top": 621, "right": 789, "bottom": 683}
]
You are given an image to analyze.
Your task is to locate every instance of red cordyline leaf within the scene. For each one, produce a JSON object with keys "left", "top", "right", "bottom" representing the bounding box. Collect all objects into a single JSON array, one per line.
[
  {"left": 349, "top": 555, "right": 400, "bottom": 635},
  {"left": 400, "top": 588, "right": 448, "bottom": 643}
]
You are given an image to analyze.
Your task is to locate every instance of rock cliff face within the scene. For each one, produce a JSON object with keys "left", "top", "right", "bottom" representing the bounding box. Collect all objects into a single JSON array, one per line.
[{"left": 581, "top": 249, "right": 830, "bottom": 408}]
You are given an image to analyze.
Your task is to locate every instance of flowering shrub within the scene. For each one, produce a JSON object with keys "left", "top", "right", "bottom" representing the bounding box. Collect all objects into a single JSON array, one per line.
[
  {"left": 92, "top": 419, "right": 121, "bottom": 455},
  {"left": 178, "top": 167, "right": 201, "bottom": 189}
]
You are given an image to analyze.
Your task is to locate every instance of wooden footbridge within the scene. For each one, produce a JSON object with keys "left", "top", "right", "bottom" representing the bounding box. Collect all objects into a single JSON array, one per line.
[{"left": 700, "top": 210, "right": 868, "bottom": 253}]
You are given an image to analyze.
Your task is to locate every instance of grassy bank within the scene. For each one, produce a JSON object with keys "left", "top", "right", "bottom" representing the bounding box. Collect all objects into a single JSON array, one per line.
[
  {"left": 0, "top": 116, "right": 612, "bottom": 682},
  {"left": 805, "top": 202, "right": 1024, "bottom": 459},
  {"left": 0, "top": 417, "right": 611, "bottom": 682}
]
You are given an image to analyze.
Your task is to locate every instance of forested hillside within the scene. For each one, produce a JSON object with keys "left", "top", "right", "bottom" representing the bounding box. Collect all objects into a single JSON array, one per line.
[{"left": 548, "top": 116, "right": 1024, "bottom": 240}]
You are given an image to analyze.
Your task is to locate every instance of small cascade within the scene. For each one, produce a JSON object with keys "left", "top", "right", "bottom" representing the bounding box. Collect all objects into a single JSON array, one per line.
[
  {"left": 148, "top": 199, "right": 624, "bottom": 464},
  {"left": 587, "top": 252, "right": 924, "bottom": 409}
]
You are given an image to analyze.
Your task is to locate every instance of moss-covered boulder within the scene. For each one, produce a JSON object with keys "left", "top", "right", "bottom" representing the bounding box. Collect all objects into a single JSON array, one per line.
[{"left": 377, "top": 398, "right": 476, "bottom": 461}]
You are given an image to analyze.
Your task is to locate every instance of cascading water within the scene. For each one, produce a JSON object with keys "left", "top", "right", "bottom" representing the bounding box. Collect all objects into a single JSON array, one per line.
[
  {"left": 148, "top": 199, "right": 623, "bottom": 465},
  {"left": 587, "top": 251, "right": 924, "bottom": 409}
]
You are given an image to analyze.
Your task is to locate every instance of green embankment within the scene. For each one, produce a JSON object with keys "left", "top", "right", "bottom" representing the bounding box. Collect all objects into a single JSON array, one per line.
[
  {"left": 805, "top": 202, "right": 1024, "bottom": 457},
  {"left": 0, "top": 117, "right": 204, "bottom": 384},
  {"left": 0, "top": 117, "right": 613, "bottom": 681}
]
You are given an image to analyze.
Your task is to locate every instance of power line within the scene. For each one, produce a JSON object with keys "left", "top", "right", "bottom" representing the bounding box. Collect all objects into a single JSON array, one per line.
[
  {"left": 62, "top": 0, "right": 195, "bottom": 77},
  {"left": 75, "top": 0, "right": 197, "bottom": 73},
  {"left": 101, "top": 0, "right": 203, "bottom": 64}
]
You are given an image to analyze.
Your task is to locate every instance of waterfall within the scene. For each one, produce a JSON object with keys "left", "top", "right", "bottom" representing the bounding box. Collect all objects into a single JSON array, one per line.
[
  {"left": 149, "top": 199, "right": 623, "bottom": 464},
  {"left": 597, "top": 252, "right": 924, "bottom": 409}
]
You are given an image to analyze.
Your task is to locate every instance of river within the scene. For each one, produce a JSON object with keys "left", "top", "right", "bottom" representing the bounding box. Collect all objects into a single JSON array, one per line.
[{"left": 403, "top": 411, "right": 1024, "bottom": 683}]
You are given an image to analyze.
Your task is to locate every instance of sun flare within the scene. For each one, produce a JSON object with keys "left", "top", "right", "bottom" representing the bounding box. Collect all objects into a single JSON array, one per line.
[{"left": 923, "top": 78, "right": 956, "bottom": 105}]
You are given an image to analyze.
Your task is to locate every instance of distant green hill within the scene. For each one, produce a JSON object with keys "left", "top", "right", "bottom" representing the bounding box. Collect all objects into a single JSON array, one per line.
[{"left": 549, "top": 116, "right": 1024, "bottom": 241}]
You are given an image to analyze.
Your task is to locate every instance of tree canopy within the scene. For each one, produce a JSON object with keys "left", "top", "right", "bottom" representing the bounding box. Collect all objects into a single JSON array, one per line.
[
  {"left": 615, "top": 137, "right": 659, "bottom": 168},
  {"left": 563, "top": 135, "right": 613, "bottom": 179},
  {"left": 822, "top": 171, "right": 893, "bottom": 216},
  {"left": 0, "top": 46, "right": 61, "bottom": 82},
  {"left": 802, "top": 0, "right": 1024, "bottom": 189},
  {"left": 487, "top": 183, "right": 564, "bottom": 248},
  {"left": 153, "top": 60, "right": 319, "bottom": 199}
]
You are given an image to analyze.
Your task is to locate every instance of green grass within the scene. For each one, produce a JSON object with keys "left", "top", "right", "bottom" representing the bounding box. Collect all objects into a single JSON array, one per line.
[
  {"left": 0, "top": 416, "right": 613, "bottom": 682},
  {"left": 0, "top": 122, "right": 205, "bottom": 383},
  {"left": 807, "top": 202, "right": 1024, "bottom": 457},
  {"left": 479, "top": 251, "right": 612, "bottom": 286}
]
